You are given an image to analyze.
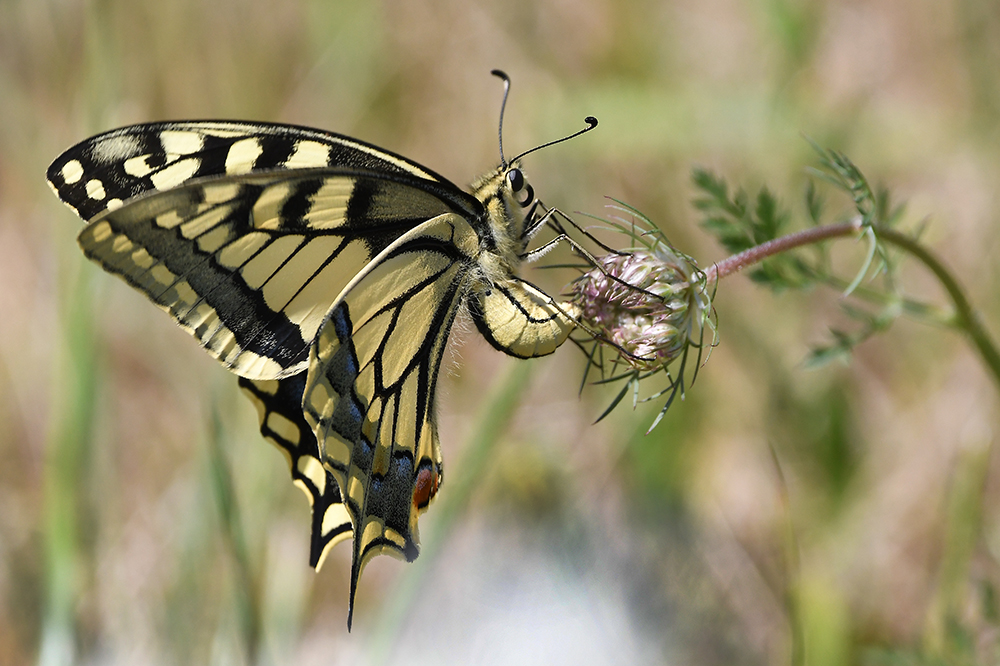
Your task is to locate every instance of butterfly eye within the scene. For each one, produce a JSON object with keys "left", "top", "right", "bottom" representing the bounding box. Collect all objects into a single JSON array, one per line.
[
  {"left": 506, "top": 168, "right": 525, "bottom": 193},
  {"left": 506, "top": 168, "right": 534, "bottom": 207}
]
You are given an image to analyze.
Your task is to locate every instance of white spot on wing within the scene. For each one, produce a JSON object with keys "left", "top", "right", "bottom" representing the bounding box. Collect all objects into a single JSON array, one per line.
[
  {"left": 203, "top": 182, "right": 242, "bottom": 204},
  {"left": 160, "top": 130, "right": 205, "bottom": 156},
  {"left": 156, "top": 211, "right": 185, "bottom": 229},
  {"left": 196, "top": 124, "right": 251, "bottom": 138},
  {"left": 131, "top": 247, "right": 155, "bottom": 268},
  {"left": 217, "top": 231, "right": 270, "bottom": 269},
  {"left": 183, "top": 303, "right": 216, "bottom": 333},
  {"left": 322, "top": 504, "right": 351, "bottom": 534},
  {"left": 286, "top": 140, "right": 332, "bottom": 168},
  {"left": 111, "top": 235, "right": 133, "bottom": 254},
  {"left": 92, "top": 134, "right": 142, "bottom": 163},
  {"left": 150, "top": 264, "right": 176, "bottom": 287},
  {"left": 150, "top": 158, "right": 200, "bottom": 190},
  {"left": 298, "top": 456, "right": 327, "bottom": 495},
  {"left": 124, "top": 155, "right": 153, "bottom": 177},
  {"left": 225, "top": 138, "right": 264, "bottom": 174},
  {"left": 180, "top": 204, "right": 229, "bottom": 240},
  {"left": 89, "top": 221, "right": 113, "bottom": 243},
  {"left": 61, "top": 160, "right": 84, "bottom": 184},
  {"left": 267, "top": 411, "right": 302, "bottom": 447},
  {"left": 196, "top": 224, "right": 233, "bottom": 253},
  {"left": 237, "top": 353, "right": 294, "bottom": 379},
  {"left": 86, "top": 179, "right": 106, "bottom": 200}
]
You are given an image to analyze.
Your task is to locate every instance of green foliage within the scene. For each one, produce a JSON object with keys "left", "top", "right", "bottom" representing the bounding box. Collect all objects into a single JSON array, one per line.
[
  {"left": 693, "top": 167, "right": 815, "bottom": 288},
  {"left": 693, "top": 168, "right": 788, "bottom": 252},
  {"left": 689, "top": 145, "right": 1000, "bottom": 664},
  {"left": 693, "top": 146, "right": 922, "bottom": 367},
  {"left": 807, "top": 141, "right": 909, "bottom": 279},
  {"left": 804, "top": 301, "right": 901, "bottom": 369}
]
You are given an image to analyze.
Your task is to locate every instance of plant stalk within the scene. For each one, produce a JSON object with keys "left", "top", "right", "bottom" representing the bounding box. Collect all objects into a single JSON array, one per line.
[{"left": 704, "top": 222, "right": 1000, "bottom": 391}]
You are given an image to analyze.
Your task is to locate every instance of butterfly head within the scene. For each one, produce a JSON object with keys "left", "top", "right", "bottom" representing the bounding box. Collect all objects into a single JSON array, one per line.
[
  {"left": 490, "top": 115, "right": 599, "bottom": 246},
  {"left": 463, "top": 161, "right": 537, "bottom": 279}
]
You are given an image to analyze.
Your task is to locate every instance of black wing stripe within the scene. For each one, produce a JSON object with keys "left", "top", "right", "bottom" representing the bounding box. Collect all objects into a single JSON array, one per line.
[
  {"left": 353, "top": 275, "right": 462, "bottom": 574},
  {"left": 302, "top": 226, "right": 471, "bottom": 623},
  {"left": 77, "top": 175, "right": 475, "bottom": 379},
  {"left": 279, "top": 178, "right": 327, "bottom": 228},
  {"left": 49, "top": 122, "right": 549, "bottom": 630},
  {"left": 253, "top": 135, "right": 296, "bottom": 172}
]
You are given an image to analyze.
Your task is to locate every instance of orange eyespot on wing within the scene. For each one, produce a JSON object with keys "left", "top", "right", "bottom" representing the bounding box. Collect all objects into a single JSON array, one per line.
[{"left": 413, "top": 461, "right": 441, "bottom": 510}]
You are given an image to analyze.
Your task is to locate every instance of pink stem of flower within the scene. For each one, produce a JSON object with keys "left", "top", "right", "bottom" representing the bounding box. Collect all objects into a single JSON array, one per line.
[
  {"left": 703, "top": 220, "right": 861, "bottom": 283},
  {"left": 702, "top": 219, "right": 1000, "bottom": 392}
]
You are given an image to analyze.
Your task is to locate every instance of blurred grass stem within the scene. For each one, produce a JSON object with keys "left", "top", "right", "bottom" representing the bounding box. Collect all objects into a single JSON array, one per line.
[
  {"left": 209, "top": 399, "right": 263, "bottom": 665},
  {"left": 40, "top": 267, "right": 97, "bottom": 666}
]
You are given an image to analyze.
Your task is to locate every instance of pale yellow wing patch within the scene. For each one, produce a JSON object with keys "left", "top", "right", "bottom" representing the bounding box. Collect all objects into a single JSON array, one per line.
[{"left": 76, "top": 173, "right": 439, "bottom": 381}]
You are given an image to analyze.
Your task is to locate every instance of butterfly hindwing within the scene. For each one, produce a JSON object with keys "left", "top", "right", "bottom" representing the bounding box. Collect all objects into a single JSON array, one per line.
[
  {"left": 238, "top": 374, "right": 352, "bottom": 570},
  {"left": 302, "top": 214, "right": 482, "bottom": 625},
  {"left": 470, "top": 276, "right": 579, "bottom": 358}
]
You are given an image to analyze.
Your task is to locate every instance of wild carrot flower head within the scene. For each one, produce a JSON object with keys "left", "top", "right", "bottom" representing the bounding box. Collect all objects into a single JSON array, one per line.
[
  {"left": 560, "top": 200, "right": 715, "bottom": 429},
  {"left": 571, "top": 244, "right": 708, "bottom": 372}
]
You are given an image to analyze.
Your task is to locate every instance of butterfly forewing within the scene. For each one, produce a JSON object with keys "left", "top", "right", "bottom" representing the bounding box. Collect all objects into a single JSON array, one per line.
[
  {"left": 47, "top": 121, "right": 447, "bottom": 222},
  {"left": 75, "top": 171, "right": 475, "bottom": 379}
]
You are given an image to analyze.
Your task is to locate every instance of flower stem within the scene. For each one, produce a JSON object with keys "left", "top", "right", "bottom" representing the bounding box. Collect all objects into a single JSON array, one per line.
[
  {"left": 704, "top": 221, "right": 861, "bottom": 283},
  {"left": 876, "top": 227, "right": 1000, "bottom": 390},
  {"left": 705, "top": 222, "right": 1000, "bottom": 391}
]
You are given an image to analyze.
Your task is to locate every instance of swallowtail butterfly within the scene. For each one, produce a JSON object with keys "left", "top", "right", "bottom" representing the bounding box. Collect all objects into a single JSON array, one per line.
[{"left": 47, "top": 71, "right": 593, "bottom": 627}]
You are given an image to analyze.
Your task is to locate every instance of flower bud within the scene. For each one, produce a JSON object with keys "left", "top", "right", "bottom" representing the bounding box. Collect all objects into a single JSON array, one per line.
[{"left": 569, "top": 243, "right": 710, "bottom": 372}]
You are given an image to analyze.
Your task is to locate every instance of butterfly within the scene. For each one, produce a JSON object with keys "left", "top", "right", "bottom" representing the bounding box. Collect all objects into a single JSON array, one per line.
[{"left": 46, "top": 71, "right": 594, "bottom": 628}]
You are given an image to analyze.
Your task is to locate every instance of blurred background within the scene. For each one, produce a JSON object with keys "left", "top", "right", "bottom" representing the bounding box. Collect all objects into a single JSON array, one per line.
[{"left": 2, "top": 0, "right": 1000, "bottom": 664}]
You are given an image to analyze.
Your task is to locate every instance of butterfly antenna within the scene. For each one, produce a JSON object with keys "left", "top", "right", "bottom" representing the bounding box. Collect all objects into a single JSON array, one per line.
[
  {"left": 509, "top": 116, "right": 598, "bottom": 164},
  {"left": 491, "top": 69, "right": 512, "bottom": 169}
]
